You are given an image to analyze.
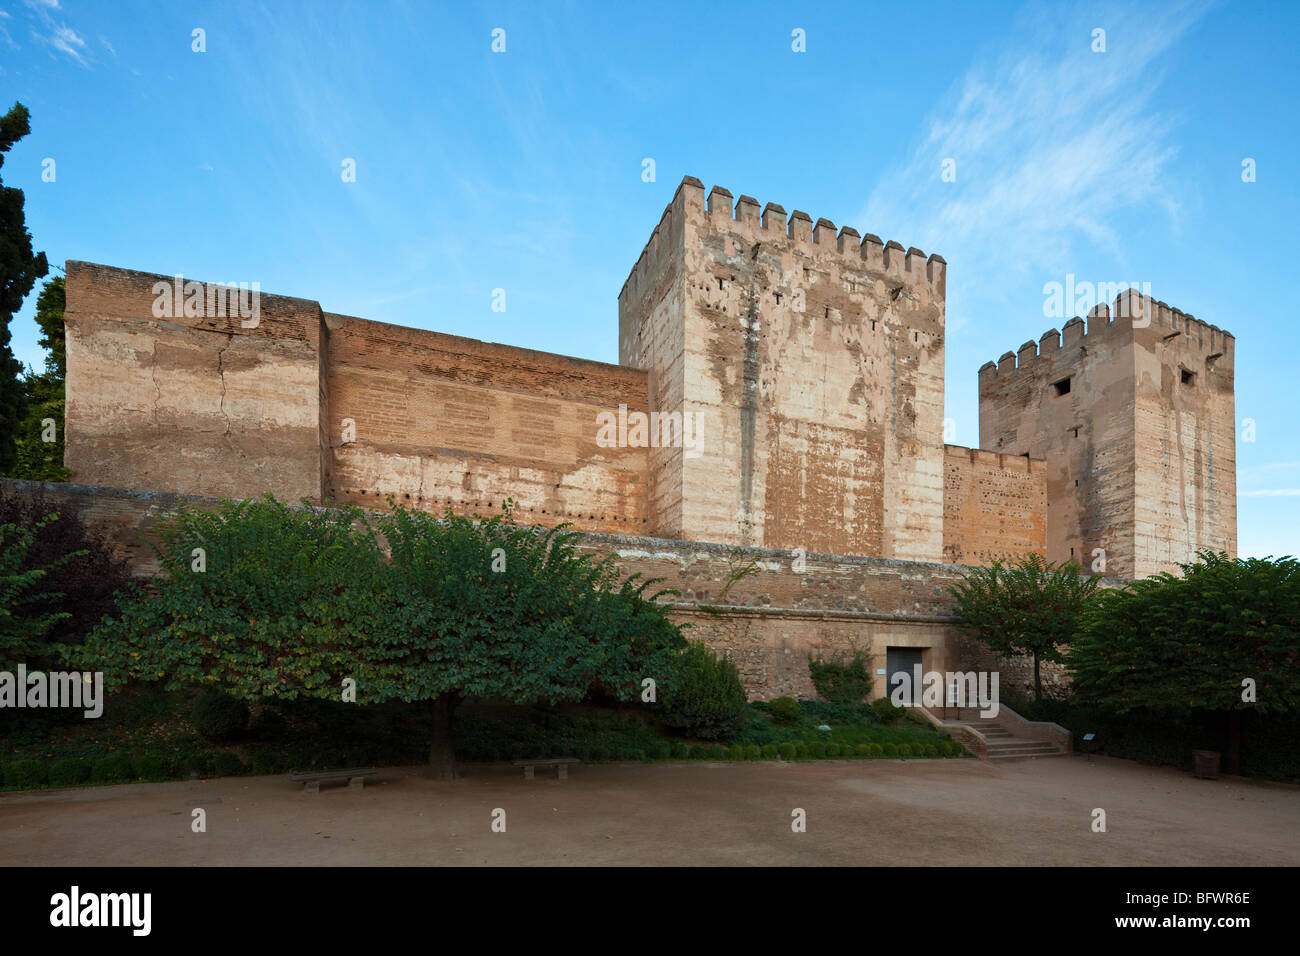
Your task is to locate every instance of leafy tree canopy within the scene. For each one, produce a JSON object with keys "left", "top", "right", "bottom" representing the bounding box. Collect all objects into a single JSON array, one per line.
[
  {"left": 84, "top": 497, "right": 689, "bottom": 777},
  {"left": 948, "top": 552, "right": 1102, "bottom": 700},
  {"left": 1068, "top": 550, "right": 1300, "bottom": 715}
]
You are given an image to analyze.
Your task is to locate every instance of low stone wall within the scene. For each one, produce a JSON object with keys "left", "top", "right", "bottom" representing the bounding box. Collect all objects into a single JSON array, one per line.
[{"left": 1, "top": 479, "right": 1030, "bottom": 700}]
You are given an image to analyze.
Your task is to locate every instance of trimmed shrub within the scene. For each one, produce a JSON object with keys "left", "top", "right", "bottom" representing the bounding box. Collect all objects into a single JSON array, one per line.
[
  {"left": 708, "top": 745, "right": 726, "bottom": 760},
  {"left": 868, "top": 743, "right": 884, "bottom": 757},
  {"left": 671, "top": 741, "right": 690, "bottom": 760},
  {"left": 769, "top": 696, "right": 800, "bottom": 725},
  {"left": 5, "top": 759, "right": 48, "bottom": 789},
  {"left": 778, "top": 742, "right": 796, "bottom": 760},
  {"left": 896, "top": 744, "right": 913, "bottom": 758},
  {"left": 809, "top": 741, "right": 827, "bottom": 759},
  {"left": 807, "top": 651, "right": 873, "bottom": 703},
  {"left": 49, "top": 758, "right": 92, "bottom": 787},
  {"left": 761, "top": 743, "right": 777, "bottom": 760},
  {"left": 91, "top": 755, "right": 133, "bottom": 784},
  {"left": 825, "top": 742, "right": 841, "bottom": 758},
  {"left": 212, "top": 752, "right": 245, "bottom": 778},
  {"left": 661, "top": 642, "right": 748, "bottom": 740},
  {"left": 923, "top": 744, "right": 939, "bottom": 758},
  {"left": 688, "top": 744, "right": 708, "bottom": 760},
  {"left": 882, "top": 742, "right": 898, "bottom": 757},
  {"left": 634, "top": 749, "right": 649, "bottom": 762},
  {"left": 744, "top": 744, "right": 761, "bottom": 761},
  {"left": 794, "top": 743, "right": 809, "bottom": 758},
  {"left": 650, "top": 741, "right": 671, "bottom": 760},
  {"left": 190, "top": 689, "right": 250, "bottom": 740},
  {"left": 133, "top": 754, "right": 174, "bottom": 781},
  {"left": 870, "top": 698, "right": 906, "bottom": 723},
  {"left": 855, "top": 743, "right": 871, "bottom": 758}
]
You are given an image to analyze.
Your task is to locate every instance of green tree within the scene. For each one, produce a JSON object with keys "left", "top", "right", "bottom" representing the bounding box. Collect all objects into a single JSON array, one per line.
[
  {"left": 373, "top": 502, "right": 687, "bottom": 776},
  {"left": 13, "top": 276, "right": 70, "bottom": 480},
  {"left": 948, "top": 553, "right": 1102, "bottom": 701},
  {"left": 84, "top": 497, "right": 688, "bottom": 779},
  {"left": 0, "top": 514, "right": 77, "bottom": 669},
  {"left": 0, "top": 102, "right": 50, "bottom": 474},
  {"left": 1068, "top": 551, "right": 1300, "bottom": 773}
]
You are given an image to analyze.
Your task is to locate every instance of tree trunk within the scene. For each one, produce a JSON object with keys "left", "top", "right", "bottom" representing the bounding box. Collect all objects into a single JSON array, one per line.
[
  {"left": 1225, "top": 709, "right": 1242, "bottom": 775},
  {"left": 429, "top": 692, "right": 461, "bottom": 780},
  {"left": 1033, "top": 654, "right": 1042, "bottom": 701}
]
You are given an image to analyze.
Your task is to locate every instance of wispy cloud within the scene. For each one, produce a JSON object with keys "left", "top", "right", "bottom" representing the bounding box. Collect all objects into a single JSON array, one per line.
[
  {"left": 861, "top": 1, "right": 1211, "bottom": 317},
  {"left": 24, "top": 0, "right": 89, "bottom": 66}
]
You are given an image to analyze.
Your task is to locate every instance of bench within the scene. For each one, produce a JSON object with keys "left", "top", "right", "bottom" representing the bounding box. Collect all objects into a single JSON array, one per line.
[
  {"left": 289, "top": 767, "right": 377, "bottom": 794},
  {"left": 511, "top": 757, "right": 579, "bottom": 781}
]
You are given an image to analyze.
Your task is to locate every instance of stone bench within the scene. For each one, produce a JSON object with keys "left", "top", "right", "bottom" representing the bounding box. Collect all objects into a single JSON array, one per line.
[
  {"left": 289, "top": 767, "right": 377, "bottom": 794},
  {"left": 511, "top": 757, "right": 579, "bottom": 780}
]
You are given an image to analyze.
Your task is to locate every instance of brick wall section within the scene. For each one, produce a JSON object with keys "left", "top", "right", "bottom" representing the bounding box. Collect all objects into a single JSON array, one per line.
[
  {"left": 323, "top": 313, "right": 651, "bottom": 535},
  {"left": 942, "top": 444, "right": 1047, "bottom": 565},
  {"left": 619, "top": 178, "right": 947, "bottom": 560}
]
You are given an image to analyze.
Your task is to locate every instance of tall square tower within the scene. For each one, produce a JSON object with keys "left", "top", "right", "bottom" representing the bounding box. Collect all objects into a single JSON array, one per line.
[
  {"left": 618, "top": 177, "right": 948, "bottom": 559},
  {"left": 978, "top": 291, "right": 1235, "bottom": 578}
]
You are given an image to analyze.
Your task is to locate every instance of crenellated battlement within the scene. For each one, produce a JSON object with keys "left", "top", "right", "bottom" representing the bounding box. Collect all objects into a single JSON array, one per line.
[
  {"left": 620, "top": 176, "right": 946, "bottom": 304},
  {"left": 978, "top": 291, "right": 1234, "bottom": 381}
]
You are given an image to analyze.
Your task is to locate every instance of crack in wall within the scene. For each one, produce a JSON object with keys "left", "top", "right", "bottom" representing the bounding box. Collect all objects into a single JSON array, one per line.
[
  {"left": 150, "top": 342, "right": 162, "bottom": 435},
  {"left": 216, "top": 334, "right": 235, "bottom": 437}
]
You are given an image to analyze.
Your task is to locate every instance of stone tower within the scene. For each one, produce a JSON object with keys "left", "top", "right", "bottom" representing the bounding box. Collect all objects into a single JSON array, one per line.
[
  {"left": 978, "top": 290, "right": 1236, "bottom": 578},
  {"left": 618, "top": 176, "right": 948, "bottom": 559}
]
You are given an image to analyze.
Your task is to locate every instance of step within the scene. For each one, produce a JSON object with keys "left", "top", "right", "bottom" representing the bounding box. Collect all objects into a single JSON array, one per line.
[{"left": 988, "top": 750, "right": 1067, "bottom": 760}]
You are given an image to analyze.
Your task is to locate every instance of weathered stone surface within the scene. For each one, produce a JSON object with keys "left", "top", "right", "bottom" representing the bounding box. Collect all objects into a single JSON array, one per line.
[{"left": 978, "top": 293, "right": 1235, "bottom": 578}]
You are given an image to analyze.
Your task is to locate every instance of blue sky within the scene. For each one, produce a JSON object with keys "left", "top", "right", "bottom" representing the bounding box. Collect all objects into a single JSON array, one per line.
[{"left": 2, "top": 0, "right": 1296, "bottom": 558}]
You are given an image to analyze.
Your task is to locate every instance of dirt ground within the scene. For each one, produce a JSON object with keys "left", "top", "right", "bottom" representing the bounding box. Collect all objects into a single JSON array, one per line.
[{"left": 2, "top": 755, "right": 1296, "bottom": 866}]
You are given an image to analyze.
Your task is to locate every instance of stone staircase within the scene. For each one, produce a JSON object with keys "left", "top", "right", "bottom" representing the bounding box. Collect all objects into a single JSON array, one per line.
[{"left": 940, "top": 709, "right": 1069, "bottom": 761}]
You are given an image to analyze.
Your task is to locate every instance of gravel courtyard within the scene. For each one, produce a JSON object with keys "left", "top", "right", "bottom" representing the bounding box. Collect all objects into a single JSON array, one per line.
[{"left": 3, "top": 755, "right": 1296, "bottom": 866}]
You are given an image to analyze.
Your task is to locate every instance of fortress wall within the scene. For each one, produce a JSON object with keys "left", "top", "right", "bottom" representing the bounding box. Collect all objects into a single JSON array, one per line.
[
  {"left": 941, "top": 444, "right": 1047, "bottom": 566},
  {"left": 64, "top": 261, "right": 325, "bottom": 503},
  {"left": 323, "top": 315, "right": 652, "bottom": 535}
]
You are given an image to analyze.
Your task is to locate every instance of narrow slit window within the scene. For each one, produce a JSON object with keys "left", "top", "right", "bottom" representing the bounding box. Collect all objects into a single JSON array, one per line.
[{"left": 1053, "top": 377, "right": 1072, "bottom": 396}]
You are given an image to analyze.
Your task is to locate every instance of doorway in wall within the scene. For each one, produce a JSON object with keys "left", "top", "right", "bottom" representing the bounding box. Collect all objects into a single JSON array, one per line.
[{"left": 885, "top": 646, "right": 924, "bottom": 700}]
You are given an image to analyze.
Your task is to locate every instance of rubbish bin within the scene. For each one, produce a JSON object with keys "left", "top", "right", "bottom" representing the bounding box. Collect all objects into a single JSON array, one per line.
[{"left": 1192, "top": 749, "right": 1221, "bottom": 779}]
